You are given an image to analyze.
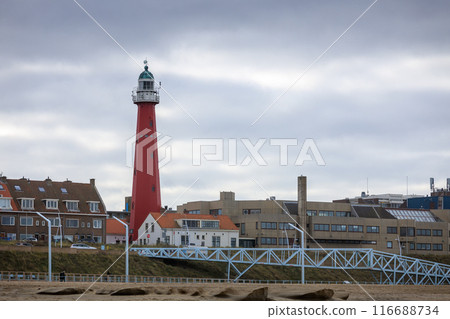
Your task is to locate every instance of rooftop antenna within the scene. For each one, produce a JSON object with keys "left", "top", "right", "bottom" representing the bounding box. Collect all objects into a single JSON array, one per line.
[{"left": 366, "top": 177, "right": 369, "bottom": 195}]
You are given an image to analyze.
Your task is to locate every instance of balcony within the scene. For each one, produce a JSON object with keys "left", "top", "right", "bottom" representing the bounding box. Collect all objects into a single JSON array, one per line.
[{"left": 132, "top": 89, "right": 160, "bottom": 103}]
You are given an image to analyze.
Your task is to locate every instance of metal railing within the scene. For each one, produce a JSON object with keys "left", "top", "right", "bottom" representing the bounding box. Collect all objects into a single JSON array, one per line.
[{"left": 0, "top": 271, "right": 377, "bottom": 285}]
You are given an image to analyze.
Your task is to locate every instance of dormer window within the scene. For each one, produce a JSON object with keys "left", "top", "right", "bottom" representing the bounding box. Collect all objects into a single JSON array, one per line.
[
  {"left": 65, "top": 200, "right": 79, "bottom": 212},
  {"left": 45, "top": 199, "right": 59, "bottom": 210},
  {"left": 0, "top": 198, "right": 12, "bottom": 209},
  {"left": 88, "top": 201, "right": 100, "bottom": 213},
  {"left": 0, "top": 184, "right": 4, "bottom": 190},
  {"left": 20, "top": 198, "right": 34, "bottom": 210}
]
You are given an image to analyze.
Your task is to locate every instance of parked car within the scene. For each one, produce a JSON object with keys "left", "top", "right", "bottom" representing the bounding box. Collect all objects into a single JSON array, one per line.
[
  {"left": 24, "top": 237, "right": 38, "bottom": 242},
  {"left": 16, "top": 242, "right": 33, "bottom": 247},
  {"left": 78, "top": 238, "right": 96, "bottom": 244},
  {"left": 70, "top": 243, "right": 96, "bottom": 250}
]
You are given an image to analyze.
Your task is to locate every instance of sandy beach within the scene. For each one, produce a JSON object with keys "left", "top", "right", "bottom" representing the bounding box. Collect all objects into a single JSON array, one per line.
[{"left": 1, "top": 281, "right": 450, "bottom": 301}]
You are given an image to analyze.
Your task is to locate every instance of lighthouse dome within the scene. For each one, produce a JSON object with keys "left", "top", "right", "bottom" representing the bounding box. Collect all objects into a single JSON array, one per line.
[{"left": 139, "top": 65, "right": 154, "bottom": 79}]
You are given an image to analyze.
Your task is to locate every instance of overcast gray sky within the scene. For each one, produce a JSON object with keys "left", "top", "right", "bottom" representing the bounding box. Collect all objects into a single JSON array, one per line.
[{"left": 1, "top": 0, "right": 449, "bottom": 211}]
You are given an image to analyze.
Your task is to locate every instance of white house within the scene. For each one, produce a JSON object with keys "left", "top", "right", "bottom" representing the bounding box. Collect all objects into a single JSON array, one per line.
[{"left": 136, "top": 212, "right": 239, "bottom": 247}]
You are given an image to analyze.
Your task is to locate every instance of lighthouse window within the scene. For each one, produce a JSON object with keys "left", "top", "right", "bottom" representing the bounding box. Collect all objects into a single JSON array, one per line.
[{"left": 143, "top": 81, "right": 153, "bottom": 90}]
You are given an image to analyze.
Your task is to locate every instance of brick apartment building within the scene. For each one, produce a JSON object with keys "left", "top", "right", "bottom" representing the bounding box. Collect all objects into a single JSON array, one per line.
[{"left": 0, "top": 176, "right": 107, "bottom": 243}]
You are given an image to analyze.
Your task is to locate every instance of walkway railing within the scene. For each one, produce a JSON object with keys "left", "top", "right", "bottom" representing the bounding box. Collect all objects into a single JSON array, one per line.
[{"left": 0, "top": 271, "right": 377, "bottom": 285}]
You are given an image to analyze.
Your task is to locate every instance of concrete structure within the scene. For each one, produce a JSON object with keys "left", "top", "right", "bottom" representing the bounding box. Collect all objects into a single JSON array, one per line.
[
  {"left": 177, "top": 176, "right": 450, "bottom": 255},
  {"left": 130, "top": 61, "right": 162, "bottom": 241},
  {"left": 0, "top": 176, "right": 107, "bottom": 243},
  {"left": 136, "top": 212, "right": 239, "bottom": 248}
]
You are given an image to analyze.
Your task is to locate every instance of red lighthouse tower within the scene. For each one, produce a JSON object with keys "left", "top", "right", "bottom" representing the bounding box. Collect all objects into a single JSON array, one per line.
[{"left": 130, "top": 61, "right": 161, "bottom": 241}]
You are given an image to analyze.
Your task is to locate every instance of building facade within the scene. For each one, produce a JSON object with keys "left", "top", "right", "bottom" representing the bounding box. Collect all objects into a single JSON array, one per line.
[
  {"left": 177, "top": 176, "right": 450, "bottom": 255},
  {"left": 0, "top": 176, "right": 107, "bottom": 243},
  {"left": 136, "top": 212, "right": 239, "bottom": 248}
]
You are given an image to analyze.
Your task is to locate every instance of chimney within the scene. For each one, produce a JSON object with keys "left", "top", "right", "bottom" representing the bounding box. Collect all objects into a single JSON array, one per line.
[
  {"left": 90, "top": 178, "right": 95, "bottom": 187},
  {"left": 45, "top": 177, "right": 52, "bottom": 186},
  {"left": 297, "top": 176, "right": 307, "bottom": 230},
  {"left": 0, "top": 176, "right": 6, "bottom": 183}
]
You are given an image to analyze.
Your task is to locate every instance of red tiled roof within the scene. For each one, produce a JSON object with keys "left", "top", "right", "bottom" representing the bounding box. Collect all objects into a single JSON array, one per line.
[
  {"left": 150, "top": 212, "right": 238, "bottom": 231},
  {"left": 106, "top": 218, "right": 128, "bottom": 235}
]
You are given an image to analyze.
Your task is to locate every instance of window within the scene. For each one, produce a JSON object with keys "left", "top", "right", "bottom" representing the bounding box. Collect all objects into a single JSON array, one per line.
[
  {"left": 278, "top": 237, "right": 289, "bottom": 245},
  {"left": 212, "top": 236, "right": 221, "bottom": 247},
  {"left": 41, "top": 221, "right": 45, "bottom": 226},
  {"left": 38, "top": 187, "right": 45, "bottom": 192},
  {"left": 61, "top": 188, "right": 68, "bottom": 194},
  {"left": 49, "top": 218, "right": 60, "bottom": 227},
  {"left": 261, "top": 222, "right": 277, "bottom": 229},
  {"left": 432, "top": 229, "right": 443, "bottom": 237},
  {"left": 14, "top": 185, "right": 21, "bottom": 191},
  {"left": 1, "top": 216, "right": 15, "bottom": 226},
  {"left": 45, "top": 199, "right": 58, "bottom": 210},
  {"left": 261, "top": 237, "right": 277, "bottom": 245},
  {"left": 65, "top": 201, "right": 79, "bottom": 211},
  {"left": 400, "top": 227, "right": 415, "bottom": 237},
  {"left": 240, "top": 223, "right": 245, "bottom": 235},
  {"left": 66, "top": 219, "right": 79, "bottom": 228},
  {"left": 387, "top": 241, "right": 393, "bottom": 249},
  {"left": 318, "top": 210, "right": 333, "bottom": 217},
  {"left": 209, "top": 209, "right": 222, "bottom": 215},
  {"left": 81, "top": 222, "right": 85, "bottom": 228},
  {"left": 366, "top": 226, "right": 379, "bottom": 233},
  {"left": 94, "top": 236, "right": 102, "bottom": 243},
  {"left": 201, "top": 220, "right": 219, "bottom": 229},
  {"left": 89, "top": 202, "right": 99, "bottom": 213},
  {"left": 0, "top": 198, "right": 12, "bottom": 209},
  {"left": 242, "top": 209, "right": 261, "bottom": 215},
  {"left": 417, "top": 229, "right": 431, "bottom": 236},
  {"left": 20, "top": 216, "right": 33, "bottom": 226},
  {"left": 313, "top": 224, "right": 330, "bottom": 231},
  {"left": 21, "top": 198, "right": 34, "bottom": 210},
  {"left": 0, "top": 184, "right": 4, "bottom": 190},
  {"left": 348, "top": 225, "right": 363, "bottom": 232},
  {"left": 182, "top": 220, "right": 200, "bottom": 228},
  {"left": 145, "top": 223, "right": 149, "bottom": 232},
  {"left": 143, "top": 81, "right": 153, "bottom": 90},
  {"left": 231, "top": 238, "right": 237, "bottom": 248},
  {"left": 335, "top": 211, "right": 351, "bottom": 217},
  {"left": 151, "top": 224, "right": 155, "bottom": 232},
  {"left": 416, "top": 243, "right": 431, "bottom": 251},
  {"left": 187, "top": 210, "right": 200, "bottom": 214},
  {"left": 306, "top": 210, "right": 317, "bottom": 216},
  {"left": 387, "top": 226, "right": 397, "bottom": 234},
  {"left": 35, "top": 220, "right": 39, "bottom": 226},
  {"left": 279, "top": 222, "right": 294, "bottom": 230},
  {"left": 87, "top": 222, "right": 91, "bottom": 228},
  {"left": 93, "top": 219, "right": 102, "bottom": 229},
  {"left": 410, "top": 242, "right": 415, "bottom": 250},
  {"left": 331, "top": 224, "right": 347, "bottom": 232},
  {"left": 433, "top": 244, "right": 443, "bottom": 251}
]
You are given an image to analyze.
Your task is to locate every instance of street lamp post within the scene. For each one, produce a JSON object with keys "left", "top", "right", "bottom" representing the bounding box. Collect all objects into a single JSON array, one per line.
[
  {"left": 288, "top": 223, "right": 305, "bottom": 284},
  {"left": 113, "top": 217, "right": 129, "bottom": 282},
  {"left": 36, "top": 212, "right": 51, "bottom": 282}
]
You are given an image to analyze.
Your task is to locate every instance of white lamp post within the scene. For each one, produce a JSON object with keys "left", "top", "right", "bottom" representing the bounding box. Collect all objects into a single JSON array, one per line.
[
  {"left": 289, "top": 223, "right": 305, "bottom": 284},
  {"left": 113, "top": 217, "right": 129, "bottom": 282},
  {"left": 36, "top": 212, "right": 52, "bottom": 282}
]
